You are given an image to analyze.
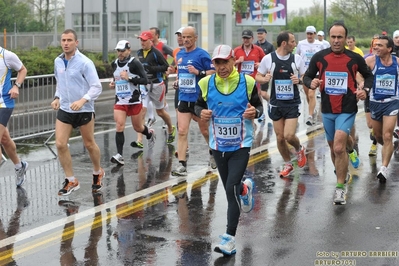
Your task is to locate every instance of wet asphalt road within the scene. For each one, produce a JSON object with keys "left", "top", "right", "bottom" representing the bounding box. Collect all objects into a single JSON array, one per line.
[{"left": 1, "top": 90, "right": 399, "bottom": 266}]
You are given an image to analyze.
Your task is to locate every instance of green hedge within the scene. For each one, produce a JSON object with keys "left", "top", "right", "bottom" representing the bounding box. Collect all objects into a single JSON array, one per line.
[{"left": 12, "top": 46, "right": 118, "bottom": 79}]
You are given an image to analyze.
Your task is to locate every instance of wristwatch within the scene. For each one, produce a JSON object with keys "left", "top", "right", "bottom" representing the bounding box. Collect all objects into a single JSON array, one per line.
[
  {"left": 15, "top": 82, "right": 21, "bottom": 88},
  {"left": 363, "top": 87, "right": 370, "bottom": 94}
]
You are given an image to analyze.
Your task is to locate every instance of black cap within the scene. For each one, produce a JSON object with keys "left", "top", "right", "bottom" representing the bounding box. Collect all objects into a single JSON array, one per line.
[
  {"left": 242, "top": 30, "right": 253, "bottom": 38},
  {"left": 257, "top": 28, "right": 267, "bottom": 33}
]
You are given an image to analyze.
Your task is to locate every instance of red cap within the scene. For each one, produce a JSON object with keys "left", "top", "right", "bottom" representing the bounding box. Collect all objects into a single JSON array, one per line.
[{"left": 138, "top": 31, "right": 153, "bottom": 41}]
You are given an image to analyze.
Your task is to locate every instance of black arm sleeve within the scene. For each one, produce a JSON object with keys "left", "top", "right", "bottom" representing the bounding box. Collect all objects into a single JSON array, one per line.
[
  {"left": 128, "top": 58, "right": 149, "bottom": 85},
  {"left": 111, "top": 61, "right": 117, "bottom": 79},
  {"left": 194, "top": 94, "right": 208, "bottom": 118},
  {"left": 162, "top": 44, "right": 174, "bottom": 57},
  {"left": 250, "top": 84, "right": 264, "bottom": 118},
  {"left": 146, "top": 49, "right": 169, "bottom": 74}
]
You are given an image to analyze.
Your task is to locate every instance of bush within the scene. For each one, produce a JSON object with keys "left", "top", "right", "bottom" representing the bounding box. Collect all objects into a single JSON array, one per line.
[{"left": 12, "top": 47, "right": 119, "bottom": 80}]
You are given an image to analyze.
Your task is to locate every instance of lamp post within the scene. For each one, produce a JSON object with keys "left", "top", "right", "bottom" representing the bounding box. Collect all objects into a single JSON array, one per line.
[
  {"left": 323, "top": 0, "right": 327, "bottom": 35},
  {"left": 116, "top": 0, "right": 119, "bottom": 32},
  {"left": 102, "top": 0, "right": 108, "bottom": 63},
  {"left": 53, "top": 0, "right": 57, "bottom": 46},
  {"left": 81, "top": 0, "right": 84, "bottom": 49}
]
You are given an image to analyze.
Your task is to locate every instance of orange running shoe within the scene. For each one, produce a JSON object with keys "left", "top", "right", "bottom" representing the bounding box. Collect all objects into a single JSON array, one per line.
[
  {"left": 297, "top": 145, "right": 307, "bottom": 168},
  {"left": 279, "top": 163, "right": 294, "bottom": 178},
  {"left": 58, "top": 178, "right": 80, "bottom": 196},
  {"left": 92, "top": 168, "right": 105, "bottom": 192}
]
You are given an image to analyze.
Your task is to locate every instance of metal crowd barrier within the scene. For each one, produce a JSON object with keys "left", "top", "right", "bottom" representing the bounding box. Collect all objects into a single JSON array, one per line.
[{"left": 9, "top": 74, "right": 57, "bottom": 141}]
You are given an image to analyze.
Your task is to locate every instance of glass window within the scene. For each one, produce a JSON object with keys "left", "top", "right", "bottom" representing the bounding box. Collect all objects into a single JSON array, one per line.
[
  {"left": 157, "top": 12, "right": 172, "bottom": 45},
  {"left": 111, "top": 12, "right": 141, "bottom": 34},
  {"left": 72, "top": 13, "right": 100, "bottom": 36},
  {"left": 214, "top": 14, "right": 225, "bottom": 44}
]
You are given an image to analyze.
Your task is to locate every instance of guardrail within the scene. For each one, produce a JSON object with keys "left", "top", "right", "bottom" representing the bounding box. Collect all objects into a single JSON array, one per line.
[{"left": 7, "top": 74, "right": 178, "bottom": 145}]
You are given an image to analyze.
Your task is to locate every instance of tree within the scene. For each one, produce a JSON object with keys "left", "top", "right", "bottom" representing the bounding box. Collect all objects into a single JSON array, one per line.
[
  {"left": 377, "top": 0, "right": 399, "bottom": 33},
  {"left": 25, "top": 0, "right": 64, "bottom": 32},
  {"left": 0, "top": 0, "right": 32, "bottom": 32},
  {"left": 285, "top": 1, "right": 333, "bottom": 34}
]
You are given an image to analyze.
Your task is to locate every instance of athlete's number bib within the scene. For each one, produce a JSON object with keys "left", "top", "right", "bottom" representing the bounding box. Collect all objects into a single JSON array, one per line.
[
  {"left": 274, "top": 79, "right": 294, "bottom": 100},
  {"left": 375, "top": 74, "right": 395, "bottom": 95},
  {"left": 241, "top": 61, "right": 255, "bottom": 75},
  {"left": 325, "top": 72, "right": 348, "bottom": 95},
  {"left": 214, "top": 117, "right": 242, "bottom": 147},
  {"left": 179, "top": 73, "right": 196, "bottom": 93},
  {"left": 115, "top": 80, "right": 132, "bottom": 98},
  {"left": 305, "top": 52, "right": 315, "bottom": 66}
]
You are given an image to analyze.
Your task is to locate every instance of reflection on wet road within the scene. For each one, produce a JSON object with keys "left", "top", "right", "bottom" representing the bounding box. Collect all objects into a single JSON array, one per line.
[{"left": 1, "top": 96, "right": 399, "bottom": 265}]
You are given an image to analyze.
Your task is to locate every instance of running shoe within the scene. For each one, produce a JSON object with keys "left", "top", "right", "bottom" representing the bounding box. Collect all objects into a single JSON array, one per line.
[
  {"left": 394, "top": 127, "right": 399, "bottom": 139},
  {"left": 58, "top": 178, "right": 80, "bottom": 196},
  {"left": 209, "top": 154, "right": 217, "bottom": 169},
  {"left": 214, "top": 233, "right": 236, "bottom": 256},
  {"left": 171, "top": 165, "right": 187, "bottom": 176},
  {"left": 130, "top": 141, "right": 143, "bottom": 149},
  {"left": 240, "top": 178, "right": 254, "bottom": 213},
  {"left": 167, "top": 125, "right": 176, "bottom": 144},
  {"left": 15, "top": 161, "right": 28, "bottom": 187},
  {"left": 297, "top": 145, "right": 307, "bottom": 168},
  {"left": 92, "top": 168, "right": 105, "bottom": 193},
  {"left": 348, "top": 150, "right": 360, "bottom": 169},
  {"left": 146, "top": 117, "right": 157, "bottom": 127},
  {"left": 377, "top": 166, "right": 388, "bottom": 184},
  {"left": 279, "top": 163, "right": 294, "bottom": 178},
  {"left": 333, "top": 187, "right": 347, "bottom": 205},
  {"left": 368, "top": 144, "right": 377, "bottom": 157},
  {"left": 111, "top": 153, "right": 125, "bottom": 165},
  {"left": 306, "top": 116, "right": 313, "bottom": 126}
]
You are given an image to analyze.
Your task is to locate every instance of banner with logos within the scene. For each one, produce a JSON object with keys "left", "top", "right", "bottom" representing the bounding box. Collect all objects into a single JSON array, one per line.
[{"left": 235, "top": 0, "right": 287, "bottom": 26}]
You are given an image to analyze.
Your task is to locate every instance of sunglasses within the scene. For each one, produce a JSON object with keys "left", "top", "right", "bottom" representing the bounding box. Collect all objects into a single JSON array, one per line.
[{"left": 117, "top": 49, "right": 126, "bottom": 52}]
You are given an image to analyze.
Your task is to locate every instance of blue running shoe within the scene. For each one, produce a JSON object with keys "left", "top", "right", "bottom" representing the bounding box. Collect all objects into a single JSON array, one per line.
[
  {"left": 240, "top": 178, "right": 254, "bottom": 213},
  {"left": 214, "top": 233, "right": 236, "bottom": 255},
  {"left": 348, "top": 150, "right": 360, "bottom": 169}
]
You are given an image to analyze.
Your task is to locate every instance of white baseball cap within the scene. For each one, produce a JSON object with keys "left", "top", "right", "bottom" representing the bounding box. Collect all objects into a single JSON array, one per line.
[
  {"left": 306, "top": 26, "right": 317, "bottom": 33},
  {"left": 115, "top": 40, "right": 131, "bottom": 50},
  {"left": 393, "top": 30, "right": 399, "bottom": 38},
  {"left": 175, "top": 27, "right": 185, "bottom": 34},
  {"left": 317, "top": 31, "right": 324, "bottom": 36},
  {"left": 212, "top": 45, "right": 234, "bottom": 60}
]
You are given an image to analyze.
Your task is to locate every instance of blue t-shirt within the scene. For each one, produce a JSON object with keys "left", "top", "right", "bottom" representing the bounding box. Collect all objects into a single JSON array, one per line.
[{"left": 176, "top": 47, "right": 214, "bottom": 102}]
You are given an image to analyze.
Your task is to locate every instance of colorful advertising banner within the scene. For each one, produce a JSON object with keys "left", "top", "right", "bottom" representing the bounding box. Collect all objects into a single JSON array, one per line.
[{"left": 235, "top": 0, "right": 287, "bottom": 26}]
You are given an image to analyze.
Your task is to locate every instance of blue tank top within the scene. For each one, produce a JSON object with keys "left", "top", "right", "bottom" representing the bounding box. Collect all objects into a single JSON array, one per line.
[
  {"left": 207, "top": 73, "right": 254, "bottom": 152},
  {"left": 372, "top": 55, "right": 399, "bottom": 101}
]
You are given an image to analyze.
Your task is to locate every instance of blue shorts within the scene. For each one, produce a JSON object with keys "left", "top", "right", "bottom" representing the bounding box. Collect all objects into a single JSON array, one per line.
[
  {"left": 0, "top": 108, "right": 13, "bottom": 127},
  {"left": 322, "top": 112, "right": 356, "bottom": 141},
  {"left": 369, "top": 100, "right": 399, "bottom": 122}
]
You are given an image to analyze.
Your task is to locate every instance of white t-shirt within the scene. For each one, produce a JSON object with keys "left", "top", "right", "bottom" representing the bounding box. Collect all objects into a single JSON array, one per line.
[
  {"left": 258, "top": 52, "right": 306, "bottom": 77},
  {"left": 296, "top": 39, "right": 325, "bottom": 70}
]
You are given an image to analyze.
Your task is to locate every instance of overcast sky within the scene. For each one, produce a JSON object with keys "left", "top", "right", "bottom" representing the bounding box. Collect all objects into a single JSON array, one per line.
[{"left": 287, "top": 0, "right": 329, "bottom": 12}]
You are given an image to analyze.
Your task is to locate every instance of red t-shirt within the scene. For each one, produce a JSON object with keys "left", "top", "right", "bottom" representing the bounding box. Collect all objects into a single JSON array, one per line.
[{"left": 233, "top": 44, "right": 266, "bottom": 78}]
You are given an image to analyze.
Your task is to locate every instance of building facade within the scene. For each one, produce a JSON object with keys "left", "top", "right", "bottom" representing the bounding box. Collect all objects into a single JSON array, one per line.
[{"left": 64, "top": 0, "right": 232, "bottom": 52}]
